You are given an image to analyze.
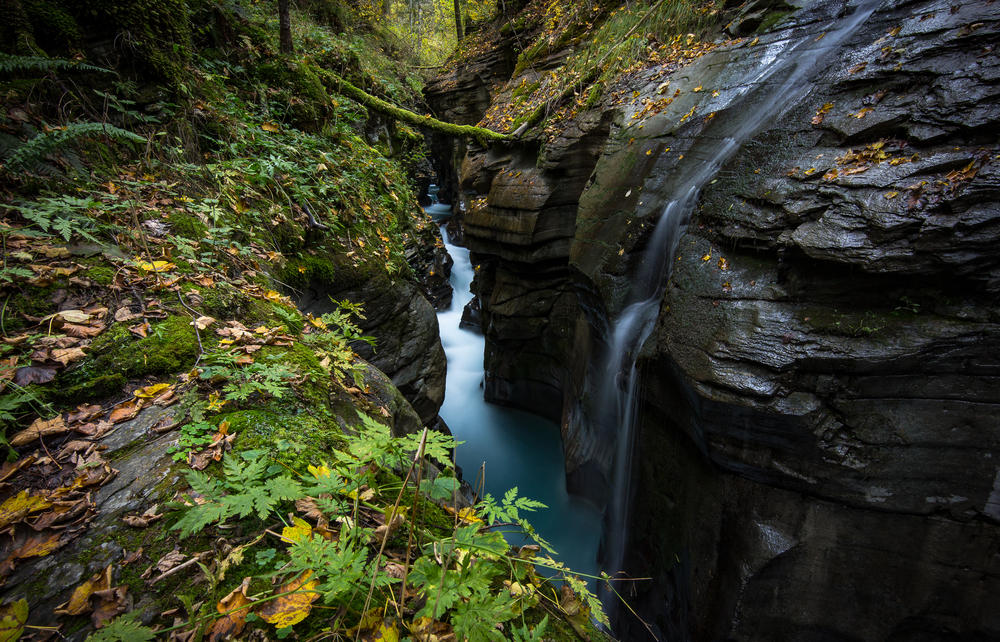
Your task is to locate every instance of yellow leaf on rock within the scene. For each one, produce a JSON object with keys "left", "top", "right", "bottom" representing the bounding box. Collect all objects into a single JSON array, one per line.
[
  {"left": 55, "top": 565, "right": 112, "bottom": 616},
  {"left": 701, "top": 254, "right": 712, "bottom": 262},
  {"left": 884, "top": 191, "right": 899, "bottom": 199},
  {"left": 0, "top": 598, "right": 28, "bottom": 642},
  {"left": 257, "top": 571, "right": 320, "bottom": 627},
  {"left": 0, "top": 490, "right": 52, "bottom": 528},
  {"left": 135, "top": 383, "right": 171, "bottom": 399}
]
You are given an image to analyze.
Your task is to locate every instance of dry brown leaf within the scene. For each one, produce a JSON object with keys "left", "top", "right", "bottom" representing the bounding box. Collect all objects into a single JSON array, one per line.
[
  {"left": 91, "top": 585, "right": 127, "bottom": 628},
  {"left": 109, "top": 400, "right": 142, "bottom": 424},
  {"left": 50, "top": 347, "right": 86, "bottom": 366},
  {"left": 0, "top": 456, "right": 36, "bottom": 484},
  {"left": 8, "top": 530, "right": 62, "bottom": 560},
  {"left": 13, "top": 366, "right": 57, "bottom": 387},
  {"left": 129, "top": 322, "right": 150, "bottom": 338},
  {"left": 194, "top": 316, "right": 216, "bottom": 330},
  {"left": 208, "top": 577, "right": 253, "bottom": 642},
  {"left": 114, "top": 307, "right": 141, "bottom": 323},
  {"left": 10, "top": 415, "right": 69, "bottom": 447},
  {"left": 67, "top": 404, "right": 102, "bottom": 424},
  {"left": 155, "top": 550, "right": 187, "bottom": 573},
  {"left": 63, "top": 323, "right": 104, "bottom": 338}
]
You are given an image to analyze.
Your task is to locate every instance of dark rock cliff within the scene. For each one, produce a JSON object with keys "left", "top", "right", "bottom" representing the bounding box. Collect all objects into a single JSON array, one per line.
[{"left": 427, "top": 0, "right": 1000, "bottom": 639}]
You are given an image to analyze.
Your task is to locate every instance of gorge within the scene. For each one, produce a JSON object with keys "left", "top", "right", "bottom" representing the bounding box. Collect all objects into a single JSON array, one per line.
[{"left": 426, "top": 0, "right": 1000, "bottom": 638}]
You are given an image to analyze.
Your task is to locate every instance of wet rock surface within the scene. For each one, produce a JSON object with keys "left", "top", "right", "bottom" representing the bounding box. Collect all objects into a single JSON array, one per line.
[{"left": 428, "top": 0, "right": 1000, "bottom": 638}]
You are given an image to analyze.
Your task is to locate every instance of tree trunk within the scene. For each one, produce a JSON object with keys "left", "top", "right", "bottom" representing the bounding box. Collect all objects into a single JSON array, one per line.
[
  {"left": 278, "top": 0, "right": 294, "bottom": 54},
  {"left": 453, "top": 0, "right": 464, "bottom": 41}
]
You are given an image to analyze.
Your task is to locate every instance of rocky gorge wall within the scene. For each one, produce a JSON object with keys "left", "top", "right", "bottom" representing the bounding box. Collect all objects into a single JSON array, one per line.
[{"left": 427, "top": 0, "right": 1000, "bottom": 639}]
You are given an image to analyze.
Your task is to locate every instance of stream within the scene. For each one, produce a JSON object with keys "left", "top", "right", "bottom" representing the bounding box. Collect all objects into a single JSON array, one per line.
[{"left": 427, "top": 195, "right": 602, "bottom": 586}]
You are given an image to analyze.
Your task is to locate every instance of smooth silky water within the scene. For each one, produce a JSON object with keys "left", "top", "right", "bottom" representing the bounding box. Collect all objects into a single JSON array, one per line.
[{"left": 426, "top": 195, "right": 602, "bottom": 586}]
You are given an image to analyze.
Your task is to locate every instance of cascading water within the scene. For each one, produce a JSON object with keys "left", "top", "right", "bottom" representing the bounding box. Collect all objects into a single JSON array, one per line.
[
  {"left": 426, "top": 187, "right": 603, "bottom": 585},
  {"left": 587, "top": 0, "right": 883, "bottom": 624}
]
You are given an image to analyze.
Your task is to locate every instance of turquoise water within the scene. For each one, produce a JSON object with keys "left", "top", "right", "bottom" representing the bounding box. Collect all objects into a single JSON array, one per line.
[{"left": 429, "top": 202, "right": 601, "bottom": 585}]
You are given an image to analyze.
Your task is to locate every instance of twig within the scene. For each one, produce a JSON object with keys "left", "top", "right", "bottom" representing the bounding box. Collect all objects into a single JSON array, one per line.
[{"left": 175, "top": 291, "right": 205, "bottom": 367}]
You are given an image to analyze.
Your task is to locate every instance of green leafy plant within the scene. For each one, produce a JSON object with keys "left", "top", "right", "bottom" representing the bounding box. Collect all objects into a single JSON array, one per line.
[
  {"left": 0, "top": 54, "right": 112, "bottom": 76},
  {"left": 5, "top": 122, "right": 146, "bottom": 173}
]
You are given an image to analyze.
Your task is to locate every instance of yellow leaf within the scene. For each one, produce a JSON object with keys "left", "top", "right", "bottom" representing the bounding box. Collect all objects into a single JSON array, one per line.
[
  {"left": 374, "top": 621, "right": 400, "bottom": 642},
  {"left": 280, "top": 516, "right": 313, "bottom": 544},
  {"left": 307, "top": 464, "right": 331, "bottom": 478},
  {"left": 263, "top": 290, "right": 282, "bottom": 302},
  {"left": 692, "top": 85, "right": 703, "bottom": 92},
  {"left": 256, "top": 572, "right": 320, "bottom": 627},
  {"left": 55, "top": 565, "right": 112, "bottom": 616},
  {"left": 137, "top": 260, "right": 176, "bottom": 273},
  {"left": 134, "top": 383, "right": 171, "bottom": 398},
  {"left": 0, "top": 599, "right": 28, "bottom": 642},
  {"left": 443, "top": 505, "right": 483, "bottom": 525},
  {"left": 884, "top": 191, "right": 899, "bottom": 199},
  {"left": 206, "top": 391, "right": 227, "bottom": 412},
  {"left": 261, "top": 122, "right": 280, "bottom": 133},
  {"left": 701, "top": 254, "right": 712, "bottom": 262}
]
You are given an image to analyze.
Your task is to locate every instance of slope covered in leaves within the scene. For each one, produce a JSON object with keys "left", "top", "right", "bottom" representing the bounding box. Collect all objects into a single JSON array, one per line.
[{"left": 0, "top": 0, "right": 609, "bottom": 639}]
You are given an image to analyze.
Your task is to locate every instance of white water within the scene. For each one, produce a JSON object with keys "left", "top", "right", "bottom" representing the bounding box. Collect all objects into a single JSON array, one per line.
[
  {"left": 591, "top": 0, "right": 883, "bottom": 614},
  {"left": 429, "top": 198, "right": 603, "bottom": 585}
]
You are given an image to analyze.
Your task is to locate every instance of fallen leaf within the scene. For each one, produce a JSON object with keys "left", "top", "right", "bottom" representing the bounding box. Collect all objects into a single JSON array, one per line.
[
  {"left": 129, "top": 322, "right": 150, "bottom": 338},
  {"left": 13, "top": 366, "right": 57, "bottom": 386},
  {"left": 257, "top": 571, "right": 320, "bottom": 627},
  {"left": 0, "top": 598, "right": 28, "bottom": 642},
  {"left": 194, "top": 316, "right": 216, "bottom": 330},
  {"left": 50, "top": 347, "right": 86, "bottom": 366},
  {"left": 155, "top": 550, "right": 187, "bottom": 573},
  {"left": 208, "top": 577, "right": 253, "bottom": 641},
  {"left": 0, "top": 457, "right": 36, "bottom": 484},
  {"left": 848, "top": 61, "right": 867, "bottom": 74},
  {"left": 67, "top": 404, "right": 103, "bottom": 424},
  {"left": 280, "top": 516, "right": 313, "bottom": 544},
  {"left": 884, "top": 191, "right": 899, "bottom": 199},
  {"left": 115, "top": 307, "right": 142, "bottom": 323},
  {"left": 8, "top": 530, "right": 62, "bottom": 560},
  {"left": 109, "top": 399, "right": 142, "bottom": 424},
  {"left": 50, "top": 309, "right": 92, "bottom": 325},
  {"left": 261, "top": 122, "right": 280, "bottom": 133},
  {"left": 63, "top": 323, "right": 104, "bottom": 338},
  {"left": 10, "top": 415, "right": 69, "bottom": 447},
  {"left": 55, "top": 565, "right": 112, "bottom": 616},
  {"left": 134, "top": 383, "right": 171, "bottom": 399},
  {"left": 137, "top": 260, "right": 176, "bottom": 273},
  {"left": 91, "top": 585, "right": 128, "bottom": 628}
]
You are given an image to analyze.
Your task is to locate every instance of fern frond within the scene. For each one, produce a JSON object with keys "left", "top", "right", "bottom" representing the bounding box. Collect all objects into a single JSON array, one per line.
[
  {"left": 0, "top": 54, "right": 111, "bottom": 76},
  {"left": 4, "top": 122, "right": 146, "bottom": 172}
]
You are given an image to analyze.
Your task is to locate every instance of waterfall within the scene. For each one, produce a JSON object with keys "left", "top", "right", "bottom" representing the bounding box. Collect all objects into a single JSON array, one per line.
[{"left": 588, "top": 0, "right": 882, "bottom": 625}]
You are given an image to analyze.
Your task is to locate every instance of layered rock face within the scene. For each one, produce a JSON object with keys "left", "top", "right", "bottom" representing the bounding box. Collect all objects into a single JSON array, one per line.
[{"left": 429, "top": 0, "right": 1000, "bottom": 639}]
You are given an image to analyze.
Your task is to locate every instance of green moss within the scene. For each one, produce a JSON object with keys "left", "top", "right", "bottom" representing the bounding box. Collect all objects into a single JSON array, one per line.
[
  {"left": 167, "top": 210, "right": 208, "bottom": 238},
  {"left": 756, "top": 10, "right": 792, "bottom": 34},
  {"left": 104, "top": 0, "right": 192, "bottom": 85},
  {"left": 257, "top": 61, "right": 331, "bottom": 130},
  {"left": 23, "top": 1, "right": 80, "bottom": 50},
  {"left": 58, "top": 315, "right": 200, "bottom": 399},
  {"left": 226, "top": 408, "right": 347, "bottom": 471},
  {"left": 200, "top": 281, "right": 273, "bottom": 325},
  {"left": 83, "top": 265, "right": 115, "bottom": 286}
]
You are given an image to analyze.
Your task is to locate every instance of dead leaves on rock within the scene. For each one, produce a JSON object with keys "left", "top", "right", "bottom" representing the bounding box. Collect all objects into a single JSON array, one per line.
[{"left": 54, "top": 564, "right": 128, "bottom": 628}]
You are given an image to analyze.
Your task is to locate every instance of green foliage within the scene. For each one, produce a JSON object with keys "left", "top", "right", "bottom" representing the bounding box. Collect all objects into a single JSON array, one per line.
[
  {"left": 12, "top": 195, "right": 103, "bottom": 242},
  {"left": 0, "top": 54, "right": 111, "bottom": 76},
  {"left": 199, "top": 351, "right": 298, "bottom": 403},
  {"left": 479, "top": 486, "right": 547, "bottom": 525},
  {"left": 161, "top": 413, "right": 607, "bottom": 638},
  {"left": 171, "top": 451, "right": 302, "bottom": 537},
  {"left": 5, "top": 122, "right": 146, "bottom": 174},
  {"left": 84, "top": 612, "right": 156, "bottom": 642}
]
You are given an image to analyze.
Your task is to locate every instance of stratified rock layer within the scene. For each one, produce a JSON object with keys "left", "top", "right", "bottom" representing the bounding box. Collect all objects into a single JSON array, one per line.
[{"left": 429, "top": 0, "right": 1000, "bottom": 638}]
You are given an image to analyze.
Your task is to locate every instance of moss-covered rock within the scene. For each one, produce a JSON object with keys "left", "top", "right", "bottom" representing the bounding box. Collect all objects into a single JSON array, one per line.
[{"left": 58, "top": 315, "right": 199, "bottom": 401}]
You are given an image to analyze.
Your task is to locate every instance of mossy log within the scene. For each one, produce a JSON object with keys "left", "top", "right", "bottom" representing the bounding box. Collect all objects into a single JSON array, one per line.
[{"left": 321, "top": 71, "right": 510, "bottom": 146}]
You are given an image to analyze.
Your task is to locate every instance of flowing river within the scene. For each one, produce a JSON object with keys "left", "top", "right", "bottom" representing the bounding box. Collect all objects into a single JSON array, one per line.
[{"left": 427, "top": 196, "right": 602, "bottom": 584}]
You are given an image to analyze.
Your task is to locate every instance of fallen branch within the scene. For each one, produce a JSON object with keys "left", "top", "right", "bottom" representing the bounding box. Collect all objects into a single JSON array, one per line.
[{"left": 319, "top": 71, "right": 510, "bottom": 146}]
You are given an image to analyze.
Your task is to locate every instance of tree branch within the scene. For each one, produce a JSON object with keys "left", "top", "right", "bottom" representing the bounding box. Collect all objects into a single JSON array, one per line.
[{"left": 319, "top": 70, "right": 511, "bottom": 146}]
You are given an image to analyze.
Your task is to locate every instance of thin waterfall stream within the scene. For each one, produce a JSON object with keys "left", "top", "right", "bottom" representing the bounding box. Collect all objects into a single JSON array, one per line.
[
  {"left": 577, "top": 0, "right": 883, "bottom": 619},
  {"left": 427, "top": 191, "right": 603, "bottom": 585}
]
